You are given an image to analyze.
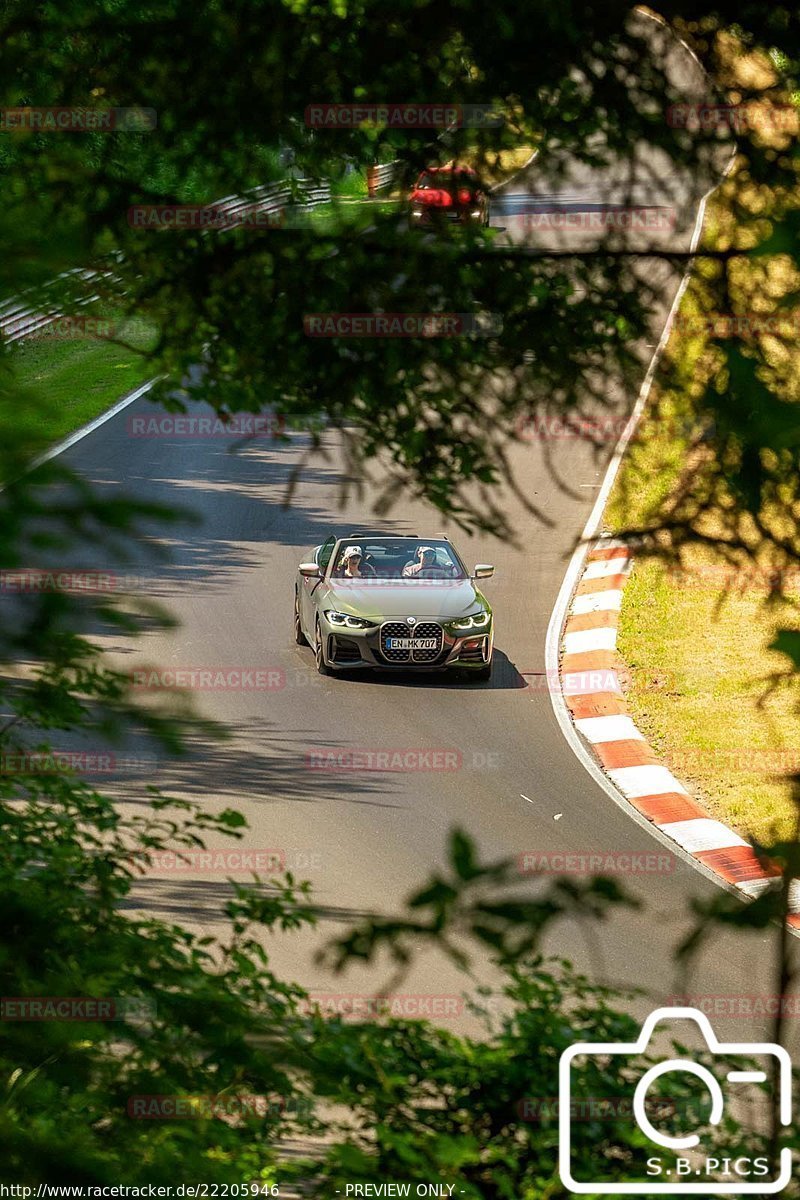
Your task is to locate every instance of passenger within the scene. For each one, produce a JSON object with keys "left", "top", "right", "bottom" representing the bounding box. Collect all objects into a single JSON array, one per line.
[
  {"left": 402, "top": 546, "right": 439, "bottom": 577},
  {"left": 339, "top": 546, "right": 375, "bottom": 578}
]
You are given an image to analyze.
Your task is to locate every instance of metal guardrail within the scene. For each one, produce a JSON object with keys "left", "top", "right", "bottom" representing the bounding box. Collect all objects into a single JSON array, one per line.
[
  {"left": 0, "top": 268, "right": 116, "bottom": 345},
  {"left": 0, "top": 174, "right": 344, "bottom": 345},
  {"left": 0, "top": 163, "right": 410, "bottom": 345},
  {"left": 373, "top": 162, "right": 398, "bottom": 190},
  {"left": 208, "top": 177, "right": 333, "bottom": 224},
  {"left": 0, "top": 166, "right": 404, "bottom": 346}
]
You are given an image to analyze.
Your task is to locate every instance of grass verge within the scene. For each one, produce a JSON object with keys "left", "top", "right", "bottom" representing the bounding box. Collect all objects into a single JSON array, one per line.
[
  {"left": 2, "top": 314, "right": 157, "bottom": 448},
  {"left": 609, "top": 557, "right": 799, "bottom": 844},
  {"left": 605, "top": 114, "right": 800, "bottom": 842},
  {"left": 605, "top": 259, "right": 800, "bottom": 844}
]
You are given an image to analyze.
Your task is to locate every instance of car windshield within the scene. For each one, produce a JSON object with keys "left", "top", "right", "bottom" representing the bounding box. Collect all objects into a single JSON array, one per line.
[
  {"left": 415, "top": 171, "right": 478, "bottom": 192},
  {"left": 331, "top": 539, "right": 467, "bottom": 581}
]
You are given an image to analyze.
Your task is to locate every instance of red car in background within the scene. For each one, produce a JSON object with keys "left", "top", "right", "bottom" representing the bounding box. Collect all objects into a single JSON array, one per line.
[{"left": 408, "top": 163, "right": 490, "bottom": 227}]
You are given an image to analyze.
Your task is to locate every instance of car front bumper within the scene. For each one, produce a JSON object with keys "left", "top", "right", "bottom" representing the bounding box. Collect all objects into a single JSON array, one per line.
[
  {"left": 320, "top": 616, "right": 493, "bottom": 672},
  {"left": 408, "top": 208, "right": 475, "bottom": 225}
]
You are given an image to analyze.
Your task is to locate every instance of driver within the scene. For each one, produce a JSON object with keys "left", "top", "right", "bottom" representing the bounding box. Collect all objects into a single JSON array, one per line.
[
  {"left": 338, "top": 545, "right": 375, "bottom": 578},
  {"left": 402, "top": 546, "right": 439, "bottom": 577}
]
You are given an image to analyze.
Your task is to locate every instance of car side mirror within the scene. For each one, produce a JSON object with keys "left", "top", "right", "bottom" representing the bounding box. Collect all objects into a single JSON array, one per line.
[
  {"left": 473, "top": 564, "right": 494, "bottom": 579},
  {"left": 299, "top": 562, "right": 321, "bottom": 578}
]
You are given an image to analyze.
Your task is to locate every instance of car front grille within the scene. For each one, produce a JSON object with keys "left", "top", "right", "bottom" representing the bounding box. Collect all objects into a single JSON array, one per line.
[
  {"left": 420, "top": 208, "right": 462, "bottom": 221},
  {"left": 379, "top": 621, "right": 444, "bottom": 664}
]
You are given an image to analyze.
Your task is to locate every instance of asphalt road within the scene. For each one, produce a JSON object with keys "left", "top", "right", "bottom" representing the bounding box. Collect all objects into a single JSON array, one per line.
[
  {"left": 11, "top": 12, "right": 796, "bottom": 1048},
  {"left": 91, "top": 391, "right": 787, "bottom": 1043}
]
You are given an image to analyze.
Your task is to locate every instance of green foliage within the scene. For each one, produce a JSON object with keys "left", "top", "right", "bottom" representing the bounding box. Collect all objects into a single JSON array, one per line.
[{"left": 0, "top": 0, "right": 741, "bottom": 532}]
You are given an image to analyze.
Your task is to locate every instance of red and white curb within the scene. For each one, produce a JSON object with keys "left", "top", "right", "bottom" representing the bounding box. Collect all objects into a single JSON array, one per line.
[{"left": 560, "top": 537, "right": 797, "bottom": 925}]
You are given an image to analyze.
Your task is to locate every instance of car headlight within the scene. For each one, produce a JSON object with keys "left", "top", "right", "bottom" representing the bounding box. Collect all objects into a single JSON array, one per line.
[
  {"left": 470, "top": 209, "right": 482, "bottom": 217},
  {"left": 411, "top": 209, "right": 423, "bottom": 217},
  {"left": 324, "top": 610, "right": 377, "bottom": 629},
  {"left": 448, "top": 610, "right": 491, "bottom": 631}
]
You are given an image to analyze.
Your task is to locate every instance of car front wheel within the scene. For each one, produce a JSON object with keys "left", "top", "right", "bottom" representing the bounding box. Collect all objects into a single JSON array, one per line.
[
  {"left": 294, "top": 592, "right": 307, "bottom": 646},
  {"left": 315, "top": 618, "right": 330, "bottom": 675}
]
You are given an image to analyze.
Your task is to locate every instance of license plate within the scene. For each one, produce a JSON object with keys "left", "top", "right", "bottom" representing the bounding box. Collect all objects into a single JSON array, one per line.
[{"left": 387, "top": 637, "right": 437, "bottom": 650}]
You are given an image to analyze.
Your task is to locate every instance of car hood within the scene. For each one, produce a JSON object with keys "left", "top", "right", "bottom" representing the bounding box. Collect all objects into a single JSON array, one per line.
[{"left": 326, "top": 578, "right": 484, "bottom": 620}]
